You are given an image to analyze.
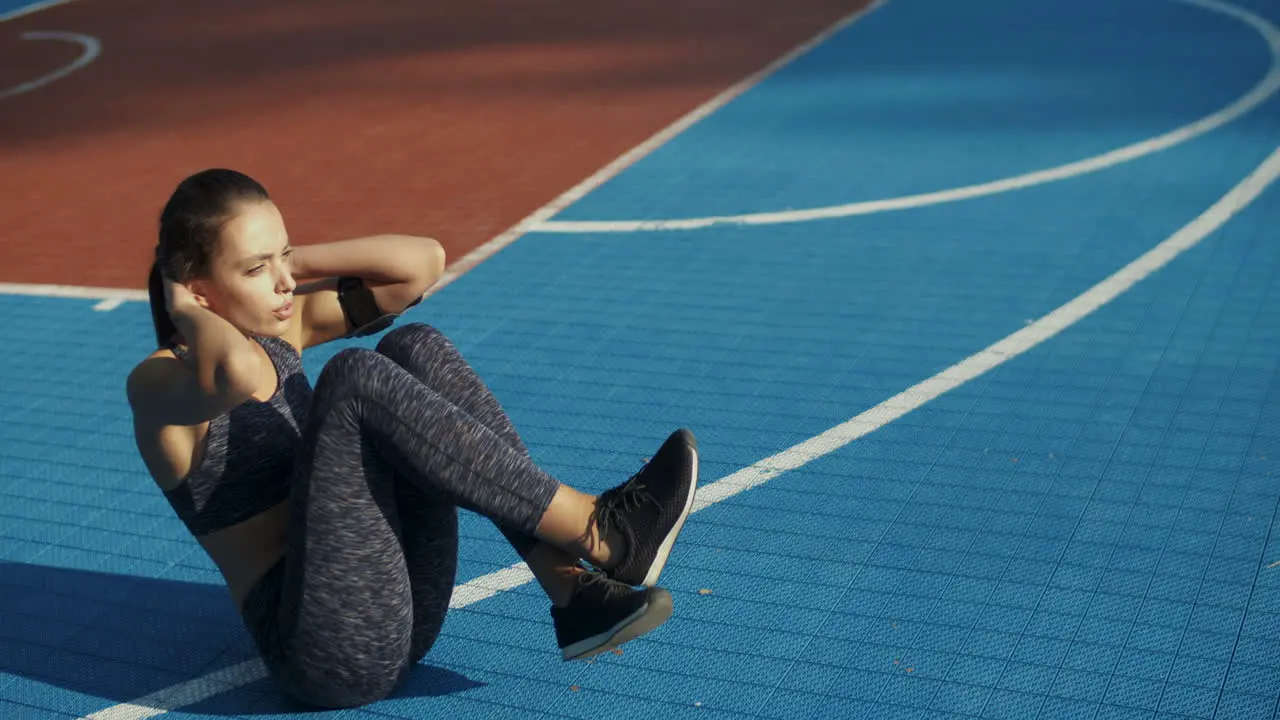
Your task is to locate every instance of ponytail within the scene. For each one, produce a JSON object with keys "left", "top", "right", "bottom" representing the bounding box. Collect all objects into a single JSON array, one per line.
[{"left": 148, "top": 259, "right": 178, "bottom": 348}]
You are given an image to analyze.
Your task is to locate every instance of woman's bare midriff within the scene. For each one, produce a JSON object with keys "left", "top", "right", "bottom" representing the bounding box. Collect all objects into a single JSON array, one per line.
[{"left": 195, "top": 501, "right": 291, "bottom": 610}]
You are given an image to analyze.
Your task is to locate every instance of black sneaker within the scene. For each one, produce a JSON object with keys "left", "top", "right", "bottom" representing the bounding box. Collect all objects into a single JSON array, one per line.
[
  {"left": 551, "top": 569, "right": 675, "bottom": 661},
  {"left": 594, "top": 428, "right": 699, "bottom": 588}
]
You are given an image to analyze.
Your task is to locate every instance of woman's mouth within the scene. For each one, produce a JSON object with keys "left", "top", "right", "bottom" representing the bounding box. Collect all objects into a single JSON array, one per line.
[{"left": 273, "top": 300, "right": 294, "bottom": 320}]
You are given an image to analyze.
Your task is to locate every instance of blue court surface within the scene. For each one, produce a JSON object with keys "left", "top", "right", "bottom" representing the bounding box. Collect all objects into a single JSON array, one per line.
[
  {"left": 0, "top": 0, "right": 55, "bottom": 21},
  {"left": 3, "top": 0, "right": 1280, "bottom": 718}
]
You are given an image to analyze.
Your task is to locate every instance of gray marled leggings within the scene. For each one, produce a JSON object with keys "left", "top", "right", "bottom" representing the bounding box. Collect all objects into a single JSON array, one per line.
[{"left": 240, "top": 323, "right": 559, "bottom": 709}]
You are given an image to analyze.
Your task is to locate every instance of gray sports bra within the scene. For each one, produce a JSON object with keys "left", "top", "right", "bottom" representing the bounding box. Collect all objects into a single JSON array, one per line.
[{"left": 162, "top": 335, "right": 312, "bottom": 536}]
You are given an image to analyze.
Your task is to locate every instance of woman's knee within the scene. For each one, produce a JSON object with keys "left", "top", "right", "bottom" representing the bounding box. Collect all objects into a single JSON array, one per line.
[
  {"left": 375, "top": 322, "right": 446, "bottom": 359},
  {"left": 311, "top": 347, "right": 400, "bottom": 410},
  {"left": 316, "top": 347, "right": 379, "bottom": 386}
]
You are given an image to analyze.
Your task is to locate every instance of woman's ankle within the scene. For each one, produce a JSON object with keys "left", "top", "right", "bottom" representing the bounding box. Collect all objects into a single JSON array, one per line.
[
  {"left": 535, "top": 486, "right": 623, "bottom": 567},
  {"left": 525, "top": 543, "right": 586, "bottom": 608}
]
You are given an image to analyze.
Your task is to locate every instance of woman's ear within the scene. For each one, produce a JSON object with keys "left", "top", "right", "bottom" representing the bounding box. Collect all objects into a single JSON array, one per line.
[{"left": 187, "top": 278, "right": 214, "bottom": 310}]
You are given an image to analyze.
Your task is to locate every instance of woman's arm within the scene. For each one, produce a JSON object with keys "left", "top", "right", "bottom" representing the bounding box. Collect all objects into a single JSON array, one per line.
[
  {"left": 291, "top": 234, "right": 445, "bottom": 287},
  {"left": 290, "top": 234, "right": 446, "bottom": 349},
  {"left": 128, "top": 279, "right": 266, "bottom": 428}
]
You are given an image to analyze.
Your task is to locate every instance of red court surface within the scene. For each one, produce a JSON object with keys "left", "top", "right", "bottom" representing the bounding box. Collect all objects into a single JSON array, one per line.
[{"left": 0, "top": 0, "right": 865, "bottom": 290}]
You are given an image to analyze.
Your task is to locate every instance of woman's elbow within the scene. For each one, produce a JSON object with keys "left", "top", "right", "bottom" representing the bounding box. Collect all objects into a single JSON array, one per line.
[
  {"left": 386, "top": 236, "right": 445, "bottom": 310},
  {"left": 416, "top": 237, "right": 446, "bottom": 291}
]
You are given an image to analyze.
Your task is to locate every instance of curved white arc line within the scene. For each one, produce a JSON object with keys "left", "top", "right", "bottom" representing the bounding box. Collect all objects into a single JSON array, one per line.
[
  {"left": 532, "top": 0, "right": 1280, "bottom": 234},
  {"left": 0, "top": 31, "right": 101, "bottom": 101}
]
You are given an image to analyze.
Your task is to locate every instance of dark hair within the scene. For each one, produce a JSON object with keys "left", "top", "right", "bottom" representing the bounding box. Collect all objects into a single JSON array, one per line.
[{"left": 148, "top": 168, "right": 270, "bottom": 347}]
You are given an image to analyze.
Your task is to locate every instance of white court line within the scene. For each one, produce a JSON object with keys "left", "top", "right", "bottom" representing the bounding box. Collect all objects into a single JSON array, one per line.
[
  {"left": 0, "top": 29, "right": 109, "bottom": 304},
  {"left": 361, "top": 0, "right": 888, "bottom": 302},
  {"left": 0, "top": 0, "right": 82, "bottom": 23},
  {"left": 78, "top": 559, "right": 547, "bottom": 720},
  {"left": 0, "top": 282, "right": 145, "bottom": 303},
  {"left": 0, "top": 30, "right": 100, "bottom": 100},
  {"left": 0, "top": 1, "right": 888, "bottom": 308},
  {"left": 0, "top": 3, "right": 105, "bottom": 298},
  {"left": 532, "top": 0, "right": 1280, "bottom": 234},
  {"left": 81, "top": 136, "right": 1280, "bottom": 720}
]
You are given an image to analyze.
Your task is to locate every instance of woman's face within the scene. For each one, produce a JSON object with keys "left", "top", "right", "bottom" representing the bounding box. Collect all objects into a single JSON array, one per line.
[{"left": 193, "top": 199, "right": 297, "bottom": 337}]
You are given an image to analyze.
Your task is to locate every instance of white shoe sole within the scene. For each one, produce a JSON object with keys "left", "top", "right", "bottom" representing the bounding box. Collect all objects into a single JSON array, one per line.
[
  {"left": 640, "top": 444, "right": 698, "bottom": 588},
  {"left": 560, "top": 590, "right": 675, "bottom": 660}
]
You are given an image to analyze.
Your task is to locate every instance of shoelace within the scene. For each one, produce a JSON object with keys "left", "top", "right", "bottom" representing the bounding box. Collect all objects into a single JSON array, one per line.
[
  {"left": 572, "top": 566, "right": 632, "bottom": 603},
  {"left": 576, "top": 567, "right": 614, "bottom": 590},
  {"left": 592, "top": 473, "right": 657, "bottom": 554}
]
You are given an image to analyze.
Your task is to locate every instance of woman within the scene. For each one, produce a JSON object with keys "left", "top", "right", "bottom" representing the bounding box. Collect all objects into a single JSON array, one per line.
[{"left": 125, "top": 168, "right": 700, "bottom": 709}]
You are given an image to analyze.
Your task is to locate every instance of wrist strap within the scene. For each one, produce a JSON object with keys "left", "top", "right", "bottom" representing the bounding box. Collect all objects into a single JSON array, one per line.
[{"left": 336, "top": 276, "right": 398, "bottom": 337}]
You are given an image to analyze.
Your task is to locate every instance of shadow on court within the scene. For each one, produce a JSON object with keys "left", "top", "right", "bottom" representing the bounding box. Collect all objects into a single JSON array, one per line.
[{"left": 0, "top": 561, "right": 485, "bottom": 715}]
